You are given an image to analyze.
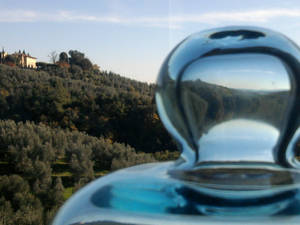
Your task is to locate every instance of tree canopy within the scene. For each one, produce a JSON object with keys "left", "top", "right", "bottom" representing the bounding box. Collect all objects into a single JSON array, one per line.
[{"left": 0, "top": 50, "right": 177, "bottom": 225}]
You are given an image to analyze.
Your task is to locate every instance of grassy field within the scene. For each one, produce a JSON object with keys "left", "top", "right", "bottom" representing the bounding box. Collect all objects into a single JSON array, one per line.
[{"left": 63, "top": 187, "right": 74, "bottom": 200}]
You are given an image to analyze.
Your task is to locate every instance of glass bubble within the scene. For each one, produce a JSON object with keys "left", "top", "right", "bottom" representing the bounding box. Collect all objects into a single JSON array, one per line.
[{"left": 52, "top": 27, "right": 300, "bottom": 225}]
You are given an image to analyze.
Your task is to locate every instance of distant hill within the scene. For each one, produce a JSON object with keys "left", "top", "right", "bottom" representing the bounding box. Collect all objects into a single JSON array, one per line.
[
  {"left": 0, "top": 58, "right": 175, "bottom": 225},
  {"left": 0, "top": 63, "right": 175, "bottom": 153}
]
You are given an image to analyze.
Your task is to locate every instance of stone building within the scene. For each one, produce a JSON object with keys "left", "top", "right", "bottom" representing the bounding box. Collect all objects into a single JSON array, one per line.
[
  {"left": 0, "top": 49, "right": 37, "bottom": 68},
  {"left": 13, "top": 51, "right": 37, "bottom": 68}
]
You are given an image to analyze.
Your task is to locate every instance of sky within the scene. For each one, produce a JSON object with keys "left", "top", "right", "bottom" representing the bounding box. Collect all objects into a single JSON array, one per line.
[
  {"left": 1, "top": 0, "right": 300, "bottom": 83},
  {"left": 184, "top": 54, "right": 290, "bottom": 91}
]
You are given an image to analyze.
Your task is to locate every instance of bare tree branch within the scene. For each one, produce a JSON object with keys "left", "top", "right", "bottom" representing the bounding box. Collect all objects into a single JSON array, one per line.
[{"left": 48, "top": 51, "right": 58, "bottom": 64}]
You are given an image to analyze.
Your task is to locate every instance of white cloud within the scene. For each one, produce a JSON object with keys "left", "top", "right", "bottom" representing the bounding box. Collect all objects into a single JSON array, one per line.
[
  {"left": 175, "top": 9, "right": 300, "bottom": 23},
  {"left": 1, "top": 8, "right": 300, "bottom": 28},
  {"left": 0, "top": 9, "right": 37, "bottom": 22}
]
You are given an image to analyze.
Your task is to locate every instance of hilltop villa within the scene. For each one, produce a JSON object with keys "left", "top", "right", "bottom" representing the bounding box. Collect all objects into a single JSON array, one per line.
[
  {"left": 0, "top": 49, "right": 37, "bottom": 68},
  {"left": 13, "top": 51, "right": 37, "bottom": 68}
]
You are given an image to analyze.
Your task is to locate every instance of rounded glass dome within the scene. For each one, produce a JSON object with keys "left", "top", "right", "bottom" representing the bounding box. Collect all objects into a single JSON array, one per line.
[{"left": 155, "top": 26, "right": 300, "bottom": 169}]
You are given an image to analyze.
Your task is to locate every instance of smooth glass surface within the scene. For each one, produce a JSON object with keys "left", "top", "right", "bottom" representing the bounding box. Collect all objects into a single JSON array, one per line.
[
  {"left": 52, "top": 27, "right": 300, "bottom": 225},
  {"left": 178, "top": 53, "right": 290, "bottom": 164},
  {"left": 198, "top": 119, "right": 279, "bottom": 162},
  {"left": 52, "top": 162, "right": 300, "bottom": 225}
]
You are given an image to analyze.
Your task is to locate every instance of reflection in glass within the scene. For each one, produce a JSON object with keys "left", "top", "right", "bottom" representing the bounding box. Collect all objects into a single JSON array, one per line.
[
  {"left": 183, "top": 53, "right": 290, "bottom": 91},
  {"left": 52, "top": 27, "right": 300, "bottom": 225},
  {"left": 179, "top": 53, "right": 291, "bottom": 164},
  {"left": 198, "top": 119, "right": 279, "bottom": 162}
]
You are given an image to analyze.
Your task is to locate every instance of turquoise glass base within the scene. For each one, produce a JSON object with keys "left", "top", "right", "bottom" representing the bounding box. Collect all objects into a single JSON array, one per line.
[{"left": 52, "top": 162, "right": 300, "bottom": 225}]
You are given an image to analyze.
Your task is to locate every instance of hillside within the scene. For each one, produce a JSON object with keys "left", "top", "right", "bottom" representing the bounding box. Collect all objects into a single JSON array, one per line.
[
  {"left": 0, "top": 52, "right": 178, "bottom": 225},
  {"left": 0, "top": 119, "right": 158, "bottom": 224},
  {"left": 0, "top": 63, "right": 175, "bottom": 153}
]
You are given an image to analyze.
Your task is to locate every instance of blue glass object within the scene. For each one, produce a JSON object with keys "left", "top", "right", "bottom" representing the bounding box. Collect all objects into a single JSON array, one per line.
[{"left": 52, "top": 27, "right": 300, "bottom": 225}]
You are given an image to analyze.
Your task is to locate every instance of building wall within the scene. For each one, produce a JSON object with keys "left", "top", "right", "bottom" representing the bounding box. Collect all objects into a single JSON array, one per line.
[
  {"left": 20, "top": 55, "right": 25, "bottom": 66},
  {"left": 25, "top": 57, "right": 37, "bottom": 68},
  {"left": 1, "top": 52, "right": 37, "bottom": 68}
]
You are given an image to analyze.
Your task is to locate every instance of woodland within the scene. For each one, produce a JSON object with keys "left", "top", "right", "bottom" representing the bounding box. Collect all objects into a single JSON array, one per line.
[{"left": 0, "top": 50, "right": 178, "bottom": 225}]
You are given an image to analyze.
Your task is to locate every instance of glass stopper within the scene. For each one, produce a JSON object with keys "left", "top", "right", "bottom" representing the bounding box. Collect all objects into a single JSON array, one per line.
[{"left": 156, "top": 26, "right": 300, "bottom": 169}]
